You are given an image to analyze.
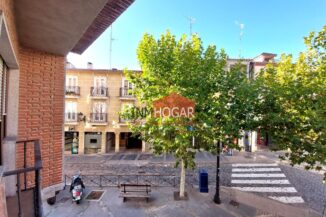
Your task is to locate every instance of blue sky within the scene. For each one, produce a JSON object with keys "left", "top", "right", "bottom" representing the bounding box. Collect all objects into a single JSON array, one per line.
[{"left": 67, "top": 0, "right": 326, "bottom": 70}]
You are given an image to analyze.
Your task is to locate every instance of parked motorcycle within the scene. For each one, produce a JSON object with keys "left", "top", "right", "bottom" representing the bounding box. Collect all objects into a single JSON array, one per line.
[{"left": 70, "top": 173, "right": 85, "bottom": 204}]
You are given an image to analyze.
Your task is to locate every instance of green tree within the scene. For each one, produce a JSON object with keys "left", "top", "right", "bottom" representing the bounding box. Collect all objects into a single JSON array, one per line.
[
  {"left": 123, "top": 31, "right": 257, "bottom": 198},
  {"left": 255, "top": 26, "right": 326, "bottom": 182}
]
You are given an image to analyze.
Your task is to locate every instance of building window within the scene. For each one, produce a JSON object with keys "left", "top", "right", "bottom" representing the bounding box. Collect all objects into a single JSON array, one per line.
[
  {"left": 92, "top": 77, "right": 108, "bottom": 96},
  {"left": 91, "top": 102, "right": 107, "bottom": 122},
  {"left": 65, "top": 102, "right": 77, "bottom": 122},
  {"left": 65, "top": 75, "right": 80, "bottom": 95},
  {"left": 90, "top": 139, "right": 97, "bottom": 144},
  {"left": 121, "top": 79, "right": 133, "bottom": 97}
]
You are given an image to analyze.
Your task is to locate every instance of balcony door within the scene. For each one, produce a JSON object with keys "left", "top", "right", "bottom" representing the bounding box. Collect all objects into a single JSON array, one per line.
[
  {"left": 92, "top": 102, "right": 106, "bottom": 121},
  {"left": 93, "top": 77, "right": 107, "bottom": 96},
  {"left": 120, "top": 103, "right": 132, "bottom": 122},
  {"left": 122, "top": 79, "right": 133, "bottom": 96},
  {"left": 65, "top": 102, "right": 77, "bottom": 121}
]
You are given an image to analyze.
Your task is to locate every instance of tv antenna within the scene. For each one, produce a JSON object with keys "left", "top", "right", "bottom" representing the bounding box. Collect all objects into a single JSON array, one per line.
[
  {"left": 187, "top": 16, "right": 196, "bottom": 36},
  {"left": 109, "top": 25, "right": 116, "bottom": 69},
  {"left": 235, "top": 21, "right": 244, "bottom": 58}
]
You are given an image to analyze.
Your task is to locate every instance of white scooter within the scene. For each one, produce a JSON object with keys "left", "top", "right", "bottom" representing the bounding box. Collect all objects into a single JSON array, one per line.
[{"left": 70, "top": 174, "right": 85, "bottom": 204}]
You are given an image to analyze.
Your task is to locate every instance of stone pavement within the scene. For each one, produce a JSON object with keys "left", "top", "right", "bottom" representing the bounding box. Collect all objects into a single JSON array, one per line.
[
  {"left": 43, "top": 185, "right": 323, "bottom": 217},
  {"left": 63, "top": 150, "right": 326, "bottom": 216}
]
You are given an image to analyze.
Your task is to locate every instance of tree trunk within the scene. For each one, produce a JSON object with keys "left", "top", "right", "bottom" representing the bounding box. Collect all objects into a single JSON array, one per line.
[{"left": 179, "top": 159, "right": 186, "bottom": 198}]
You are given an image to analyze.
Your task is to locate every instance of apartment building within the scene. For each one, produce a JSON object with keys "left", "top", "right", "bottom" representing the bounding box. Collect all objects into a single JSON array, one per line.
[
  {"left": 64, "top": 66, "right": 147, "bottom": 155},
  {"left": 64, "top": 52, "right": 276, "bottom": 155},
  {"left": 227, "top": 52, "right": 277, "bottom": 79},
  {"left": 227, "top": 52, "right": 277, "bottom": 152}
]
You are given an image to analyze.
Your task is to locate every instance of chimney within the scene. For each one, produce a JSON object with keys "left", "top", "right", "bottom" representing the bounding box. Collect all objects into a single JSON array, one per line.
[{"left": 87, "top": 62, "right": 93, "bottom": 69}]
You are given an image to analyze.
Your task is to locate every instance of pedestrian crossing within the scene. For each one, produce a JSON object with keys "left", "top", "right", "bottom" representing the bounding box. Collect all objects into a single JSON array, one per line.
[{"left": 231, "top": 163, "right": 304, "bottom": 204}]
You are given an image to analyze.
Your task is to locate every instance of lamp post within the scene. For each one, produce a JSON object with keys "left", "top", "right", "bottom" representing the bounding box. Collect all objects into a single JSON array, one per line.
[{"left": 213, "top": 140, "right": 221, "bottom": 204}]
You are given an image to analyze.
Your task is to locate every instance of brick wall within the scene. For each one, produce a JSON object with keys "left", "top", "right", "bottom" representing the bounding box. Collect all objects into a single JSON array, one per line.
[{"left": 17, "top": 48, "right": 65, "bottom": 188}]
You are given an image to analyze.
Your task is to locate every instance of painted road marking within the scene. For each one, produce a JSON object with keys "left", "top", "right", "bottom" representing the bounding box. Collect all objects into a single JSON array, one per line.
[
  {"left": 232, "top": 168, "right": 282, "bottom": 172},
  {"left": 231, "top": 179, "right": 290, "bottom": 184},
  {"left": 232, "top": 173, "right": 286, "bottom": 178},
  {"left": 231, "top": 163, "right": 304, "bottom": 204},
  {"left": 232, "top": 163, "right": 278, "bottom": 167},
  {"left": 268, "top": 196, "right": 304, "bottom": 203},
  {"left": 232, "top": 187, "right": 297, "bottom": 193}
]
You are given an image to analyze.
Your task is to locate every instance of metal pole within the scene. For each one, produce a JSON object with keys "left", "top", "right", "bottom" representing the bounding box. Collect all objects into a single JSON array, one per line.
[
  {"left": 24, "top": 141, "right": 27, "bottom": 190},
  {"left": 213, "top": 141, "right": 221, "bottom": 204},
  {"left": 16, "top": 174, "right": 22, "bottom": 217}
]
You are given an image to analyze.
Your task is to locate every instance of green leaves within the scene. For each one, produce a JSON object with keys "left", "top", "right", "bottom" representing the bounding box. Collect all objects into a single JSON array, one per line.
[{"left": 255, "top": 26, "right": 326, "bottom": 182}]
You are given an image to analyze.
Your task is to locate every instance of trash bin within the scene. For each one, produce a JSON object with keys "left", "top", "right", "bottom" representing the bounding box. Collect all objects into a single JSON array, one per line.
[{"left": 198, "top": 169, "right": 209, "bottom": 193}]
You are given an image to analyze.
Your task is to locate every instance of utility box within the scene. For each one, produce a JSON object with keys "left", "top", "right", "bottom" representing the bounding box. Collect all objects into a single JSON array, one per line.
[{"left": 198, "top": 169, "right": 209, "bottom": 193}]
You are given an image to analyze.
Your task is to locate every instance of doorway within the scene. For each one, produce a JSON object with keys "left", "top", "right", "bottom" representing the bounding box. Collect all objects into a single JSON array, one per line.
[
  {"left": 106, "top": 132, "right": 115, "bottom": 153},
  {"left": 64, "top": 131, "right": 79, "bottom": 153},
  {"left": 120, "top": 132, "right": 142, "bottom": 150}
]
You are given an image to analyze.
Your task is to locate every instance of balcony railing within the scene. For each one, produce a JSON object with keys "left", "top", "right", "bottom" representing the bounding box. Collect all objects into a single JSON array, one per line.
[
  {"left": 119, "top": 116, "right": 127, "bottom": 123},
  {"left": 65, "top": 112, "right": 78, "bottom": 123},
  {"left": 3, "top": 140, "right": 43, "bottom": 217},
  {"left": 90, "top": 87, "right": 108, "bottom": 97},
  {"left": 90, "top": 113, "right": 108, "bottom": 123},
  {"left": 65, "top": 86, "right": 80, "bottom": 96},
  {"left": 119, "top": 116, "right": 134, "bottom": 124},
  {"left": 120, "top": 87, "right": 134, "bottom": 98}
]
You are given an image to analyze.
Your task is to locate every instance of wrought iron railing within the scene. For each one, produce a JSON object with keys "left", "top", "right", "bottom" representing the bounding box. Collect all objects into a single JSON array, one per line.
[
  {"left": 89, "top": 113, "right": 108, "bottom": 123},
  {"left": 119, "top": 116, "right": 134, "bottom": 124},
  {"left": 120, "top": 87, "right": 134, "bottom": 98},
  {"left": 65, "top": 86, "right": 80, "bottom": 96},
  {"left": 64, "top": 173, "right": 194, "bottom": 188},
  {"left": 90, "top": 87, "right": 108, "bottom": 97},
  {"left": 65, "top": 112, "right": 78, "bottom": 123},
  {"left": 3, "top": 139, "right": 43, "bottom": 217}
]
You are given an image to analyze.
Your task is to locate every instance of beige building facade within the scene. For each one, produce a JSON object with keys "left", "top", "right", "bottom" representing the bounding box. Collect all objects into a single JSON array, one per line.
[{"left": 64, "top": 67, "right": 147, "bottom": 155}]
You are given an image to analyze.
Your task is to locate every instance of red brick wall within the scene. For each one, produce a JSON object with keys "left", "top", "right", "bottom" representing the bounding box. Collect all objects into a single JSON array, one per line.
[{"left": 17, "top": 48, "right": 65, "bottom": 188}]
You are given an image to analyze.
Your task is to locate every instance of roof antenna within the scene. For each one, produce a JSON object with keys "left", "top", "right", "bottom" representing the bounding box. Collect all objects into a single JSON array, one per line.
[
  {"left": 187, "top": 17, "right": 196, "bottom": 36},
  {"left": 109, "top": 24, "right": 116, "bottom": 69},
  {"left": 235, "top": 21, "right": 244, "bottom": 58}
]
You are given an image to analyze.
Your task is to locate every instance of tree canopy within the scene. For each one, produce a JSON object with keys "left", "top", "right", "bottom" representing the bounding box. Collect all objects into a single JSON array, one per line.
[
  {"left": 254, "top": 26, "right": 326, "bottom": 182},
  {"left": 123, "top": 31, "right": 257, "bottom": 196}
]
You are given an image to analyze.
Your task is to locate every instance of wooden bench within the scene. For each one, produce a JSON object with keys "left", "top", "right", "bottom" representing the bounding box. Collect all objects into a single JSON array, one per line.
[{"left": 119, "top": 184, "right": 151, "bottom": 202}]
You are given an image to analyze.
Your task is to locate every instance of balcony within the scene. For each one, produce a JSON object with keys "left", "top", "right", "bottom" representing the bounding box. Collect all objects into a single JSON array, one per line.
[
  {"left": 120, "top": 87, "right": 135, "bottom": 100},
  {"left": 65, "top": 86, "right": 80, "bottom": 98},
  {"left": 119, "top": 116, "right": 134, "bottom": 125},
  {"left": 89, "top": 113, "right": 108, "bottom": 125},
  {"left": 3, "top": 140, "right": 42, "bottom": 217},
  {"left": 90, "top": 87, "right": 108, "bottom": 99},
  {"left": 65, "top": 112, "right": 78, "bottom": 125}
]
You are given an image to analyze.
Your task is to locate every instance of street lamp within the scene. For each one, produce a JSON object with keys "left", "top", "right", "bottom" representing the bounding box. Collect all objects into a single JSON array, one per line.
[{"left": 213, "top": 140, "right": 221, "bottom": 204}]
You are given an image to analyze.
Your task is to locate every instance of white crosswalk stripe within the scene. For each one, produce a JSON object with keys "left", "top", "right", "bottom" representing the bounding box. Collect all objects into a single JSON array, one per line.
[
  {"left": 232, "top": 163, "right": 278, "bottom": 167},
  {"left": 232, "top": 173, "right": 286, "bottom": 177},
  {"left": 231, "top": 179, "right": 290, "bottom": 184},
  {"left": 232, "top": 187, "right": 297, "bottom": 193},
  {"left": 232, "top": 168, "right": 281, "bottom": 172},
  {"left": 231, "top": 163, "right": 304, "bottom": 204}
]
